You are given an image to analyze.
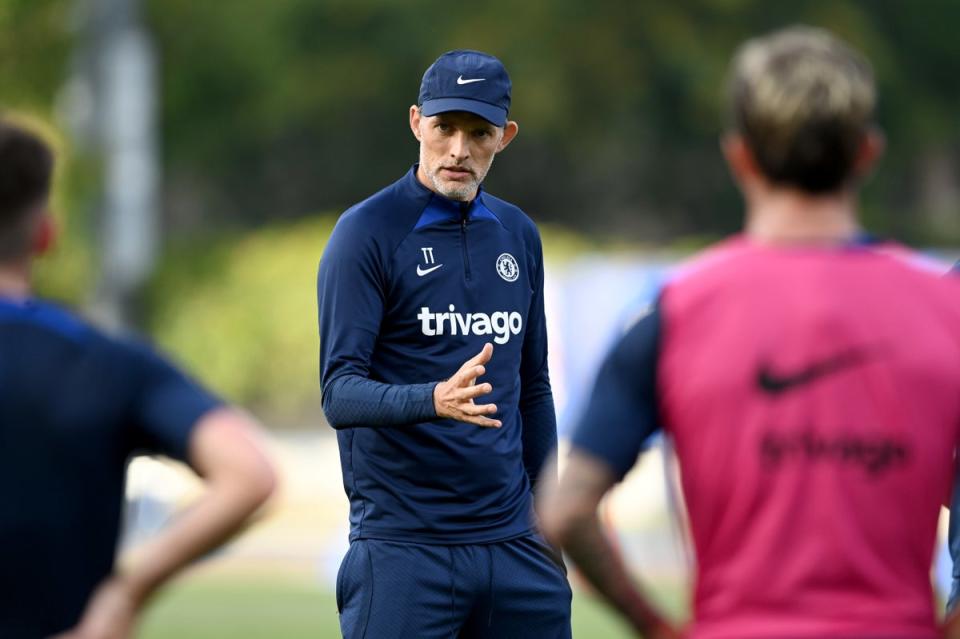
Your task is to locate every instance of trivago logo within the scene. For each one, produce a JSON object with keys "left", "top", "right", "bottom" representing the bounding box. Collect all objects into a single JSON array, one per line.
[{"left": 417, "top": 305, "right": 523, "bottom": 344}]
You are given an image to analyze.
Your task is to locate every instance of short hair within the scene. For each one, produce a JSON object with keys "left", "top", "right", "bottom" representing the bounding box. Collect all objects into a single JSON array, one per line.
[
  {"left": 727, "top": 26, "right": 876, "bottom": 193},
  {"left": 0, "top": 121, "right": 53, "bottom": 261}
]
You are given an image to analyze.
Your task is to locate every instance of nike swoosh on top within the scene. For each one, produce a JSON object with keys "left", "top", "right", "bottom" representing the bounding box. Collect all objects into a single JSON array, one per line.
[
  {"left": 456, "top": 76, "right": 485, "bottom": 85},
  {"left": 416, "top": 264, "right": 444, "bottom": 277},
  {"left": 756, "top": 347, "right": 876, "bottom": 396}
]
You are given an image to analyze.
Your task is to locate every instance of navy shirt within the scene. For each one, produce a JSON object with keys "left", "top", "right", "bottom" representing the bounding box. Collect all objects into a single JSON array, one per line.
[
  {"left": 570, "top": 304, "right": 662, "bottom": 479},
  {"left": 317, "top": 166, "right": 556, "bottom": 544},
  {"left": 949, "top": 260, "right": 960, "bottom": 611},
  {"left": 0, "top": 298, "right": 222, "bottom": 638}
]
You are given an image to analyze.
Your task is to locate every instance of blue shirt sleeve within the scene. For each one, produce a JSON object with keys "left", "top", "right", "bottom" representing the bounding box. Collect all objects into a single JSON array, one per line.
[
  {"left": 945, "top": 263, "right": 960, "bottom": 611},
  {"left": 569, "top": 302, "right": 662, "bottom": 480},
  {"left": 519, "top": 234, "right": 557, "bottom": 492},
  {"left": 125, "top": 342, "right": 224, "bottom": 463},
  {"left": 948, "top": 458, "right": 960, "bottom": 612},
  {"left": 317, "top": 213, "right": 437, "bottom": 429}
]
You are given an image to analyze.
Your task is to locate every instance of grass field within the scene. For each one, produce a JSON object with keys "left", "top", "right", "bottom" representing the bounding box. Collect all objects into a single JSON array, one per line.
[
  {"left": 129, "top": 436, "right": 688, "bottom": 638},
  {"left": 137, "top": 571, "right": 658, "bottom": 638}
]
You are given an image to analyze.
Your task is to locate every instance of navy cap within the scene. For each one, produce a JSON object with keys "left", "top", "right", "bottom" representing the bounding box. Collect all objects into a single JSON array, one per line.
[{"left": 418, "top": 50, "right": 511, "bottom": 127}]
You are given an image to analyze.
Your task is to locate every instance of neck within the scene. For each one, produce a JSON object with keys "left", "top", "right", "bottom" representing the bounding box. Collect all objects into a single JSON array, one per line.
[
  {"left": 744, "top": 186, "right": 861, "bottom": 245},
  {"left": 0, "top": 263, "right": 32, "bottom": 299}
]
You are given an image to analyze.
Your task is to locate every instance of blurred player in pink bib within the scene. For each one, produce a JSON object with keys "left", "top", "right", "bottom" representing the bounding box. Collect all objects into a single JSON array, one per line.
[{"left": 540, "top": 25, "right": 960, "bottom": 639}]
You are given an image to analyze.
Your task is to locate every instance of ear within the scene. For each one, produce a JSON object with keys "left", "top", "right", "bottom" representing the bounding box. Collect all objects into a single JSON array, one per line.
[
  {"left": 409, "top": 105, "right": 422, "bottom": 142},
  {"left": 721, "top": 133, "right": 762, "bottom": 191},
  {"left": 497, "top": 120, "right": 520, "bottom": 153},
  {"left": 496, "top": 120, "right": 519, "bottom": 153},
  {"left": 32, "top": 211, "right": 56, "bottom": 256},
  {"left": 852, "top": 128, "right": 885, "bottom": 179}
]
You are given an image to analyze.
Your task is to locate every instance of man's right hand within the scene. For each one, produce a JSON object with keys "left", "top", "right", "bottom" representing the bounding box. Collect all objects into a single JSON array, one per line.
[
  {"left": 434, "top": 343, "right": 501, "bottom": 428},
  {"left": 51, "top": 575, "right": 138, "bottom": 639}
]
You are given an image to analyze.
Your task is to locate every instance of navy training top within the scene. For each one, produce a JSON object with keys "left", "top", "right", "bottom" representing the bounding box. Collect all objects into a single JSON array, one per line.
[
  {"left": 0, "top": 298, "right": 222, "bottom": 638},
  {"left": 317, "top": 165, "right": 557, "bottom": 544}
]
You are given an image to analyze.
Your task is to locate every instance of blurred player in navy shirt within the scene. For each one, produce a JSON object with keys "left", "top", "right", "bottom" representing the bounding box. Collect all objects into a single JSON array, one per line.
[
  {"left": 318, "top": 50, "right": 570, "bottom": 638},
  {"left": 0, "top": 120, "right": 276, "bottom": 638}
]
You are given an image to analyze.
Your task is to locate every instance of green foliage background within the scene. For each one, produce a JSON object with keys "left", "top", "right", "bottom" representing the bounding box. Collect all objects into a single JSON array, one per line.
[
  {"left": 146, "top": 217, "right": 334, "bottom": 419},
  {"left": 142, "top": 0, "right": 960, "bottom": 242},
  {"left": 11, "top": 0, "right": 960, "bottom": 243},
  {"left": 6, "top": 0, "right": 960, "bottom": 415}
]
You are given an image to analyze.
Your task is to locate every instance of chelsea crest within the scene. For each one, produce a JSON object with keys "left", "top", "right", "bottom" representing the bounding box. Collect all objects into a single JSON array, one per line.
[{"left": 496, "top": 253, "right": 519, "bottom": 282}]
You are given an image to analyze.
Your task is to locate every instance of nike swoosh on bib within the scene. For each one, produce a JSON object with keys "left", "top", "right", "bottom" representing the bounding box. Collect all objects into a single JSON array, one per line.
[
  {"left": 416, "top": 264, "right": 444, "bottom": 277},
  {"left": 756, "top": 347, "right": 876, "bottom": 395},
  {"left": 456, "top": 76, "right": 485, "bottom": 85}
]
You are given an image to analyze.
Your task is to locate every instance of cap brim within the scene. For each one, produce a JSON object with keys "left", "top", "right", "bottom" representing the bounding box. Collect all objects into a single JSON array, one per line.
[{"left": 420, "top": 98, "right": 507, "bottom": 127}]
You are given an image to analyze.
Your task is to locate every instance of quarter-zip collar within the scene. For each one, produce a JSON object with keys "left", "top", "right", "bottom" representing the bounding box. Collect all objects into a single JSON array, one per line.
[
  {"left": 0, "top": 295, "right": 33, "bottom": 312},
  {"left": 405, "top": 164, "right": 487, "bottom": 222}
]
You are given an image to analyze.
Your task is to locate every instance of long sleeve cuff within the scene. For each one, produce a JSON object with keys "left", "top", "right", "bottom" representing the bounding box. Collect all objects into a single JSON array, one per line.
[{"left": 322, "top": 374, "right": 437, "bottom": 429}]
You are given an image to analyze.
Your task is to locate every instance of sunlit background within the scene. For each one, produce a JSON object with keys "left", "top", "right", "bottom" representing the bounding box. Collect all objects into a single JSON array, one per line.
[{"left": 4, "top": 1, "right": 960, "bottom": 636}]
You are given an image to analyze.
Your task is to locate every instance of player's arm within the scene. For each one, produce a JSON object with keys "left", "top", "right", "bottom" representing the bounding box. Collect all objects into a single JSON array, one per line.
[
  {"left": 57, "top": 409, "right": 275, "bottom": 639},
  {"left": 947, "top": 610, "right": 960, "bottom": 639},
  {"left": 56, "top": 346, "right": 276, "bottom": 639},
  {"left": 540, "top": 451, "right": 677, "bottom": 639},
  {"left": 538, "top": 304, "right": 680, "bottom": 638},
  {"left": 318, "top": 214, "right": 497, "bottom": 429},
  {"left": 518, "top": 235, "right": 557, "bottom": 494}
]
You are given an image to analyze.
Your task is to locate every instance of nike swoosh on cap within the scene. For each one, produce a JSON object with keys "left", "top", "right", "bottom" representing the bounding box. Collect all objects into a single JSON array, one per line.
[
  {"left": 416, "top": 264, "right": 444, "bottom": 276},
  {"left": 456, "top": 76, "right": 485, "bottom": 85}
]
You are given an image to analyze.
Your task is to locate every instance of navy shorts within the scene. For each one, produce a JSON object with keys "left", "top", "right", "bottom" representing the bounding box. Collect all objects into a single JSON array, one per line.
[{"left": 336, "top": 534, "right": 572, "bottom": 638}]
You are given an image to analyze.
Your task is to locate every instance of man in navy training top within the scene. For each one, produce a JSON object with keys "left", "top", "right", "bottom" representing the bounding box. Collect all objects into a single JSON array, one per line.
[
  {"left": 0, "top": 120, "right": 276, "bottom": 639},
  {"left": 317, "top": 50, "right": 570, "bottom": 638}
]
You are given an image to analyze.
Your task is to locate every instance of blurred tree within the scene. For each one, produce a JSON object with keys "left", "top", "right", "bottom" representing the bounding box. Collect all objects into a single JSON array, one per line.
[
  {"left": 10, "top": 0, "right": 960, "bottom": 415},
  {"left": 0, "top": 0, "right": 95, "bottom": 304},
  {"left": 0, "top": 0, "right": 71, "bottom": 110},
  {"left": 6, "top": 0, "right": 960, "bottom": 283},
  {"left": 142, "top": 0, "right": 960, "bottom": 244}
]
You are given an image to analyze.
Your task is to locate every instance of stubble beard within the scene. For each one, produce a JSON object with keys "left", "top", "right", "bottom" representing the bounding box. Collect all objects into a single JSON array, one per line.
[{"left": 421, "top": 150, "right": 494, "bottom": 202}]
